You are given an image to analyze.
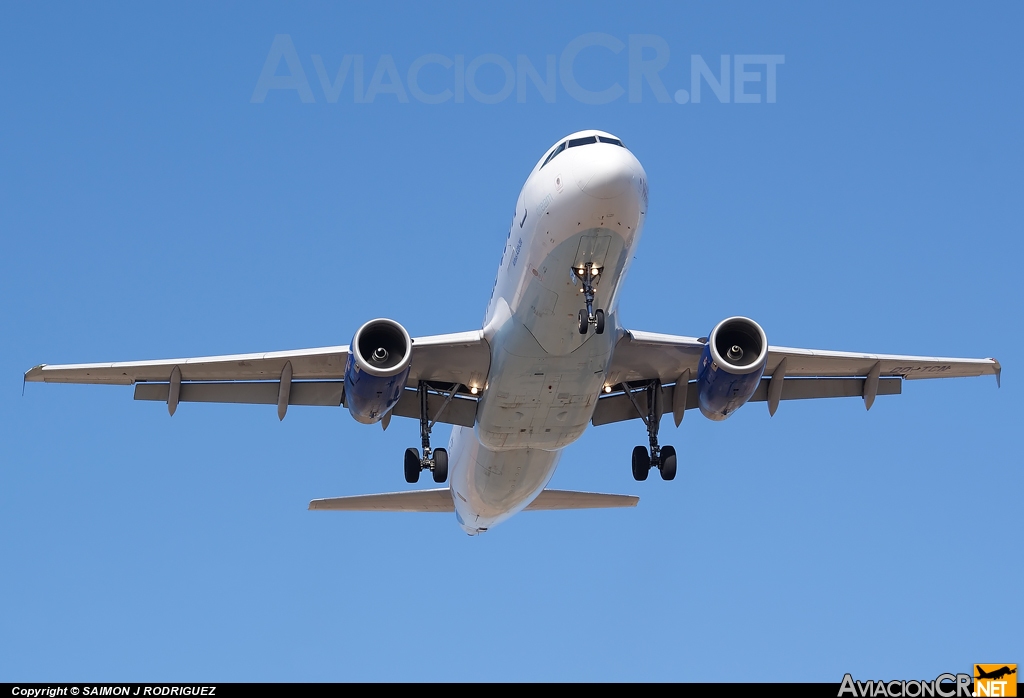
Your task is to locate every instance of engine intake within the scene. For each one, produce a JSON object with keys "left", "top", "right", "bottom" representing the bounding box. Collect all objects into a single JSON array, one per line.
[
  {"left": 697, "top": 316, "right": 768, "bottom": 421},
  {"left": 344, "top": 318, "right": 412, "bottom": 424}
]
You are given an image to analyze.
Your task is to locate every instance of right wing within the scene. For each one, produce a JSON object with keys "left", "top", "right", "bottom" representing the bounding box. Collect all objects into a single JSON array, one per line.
[
  {"left": 25, "top": 330, "right": 490, "bottom": 424},
  {"left": 24, "top": 330, "right": 488, "bottom": 385},
  {"left": 25, "top": 345, "right": 351, "bottom": 385}
]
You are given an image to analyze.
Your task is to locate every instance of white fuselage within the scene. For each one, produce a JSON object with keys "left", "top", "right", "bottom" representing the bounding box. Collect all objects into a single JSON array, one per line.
[{"left": 448, "top": 131, "right": 648, "bottom": 534}]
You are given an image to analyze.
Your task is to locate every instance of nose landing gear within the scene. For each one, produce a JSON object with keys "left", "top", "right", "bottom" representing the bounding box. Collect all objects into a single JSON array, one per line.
[
  {"left": 574, "top": 264, "right": 605, "bottom": 335},
  {"left": 404, "top": 382, "right": 459, "bottom": 484},
  {"left": 578, "top": 309, "right": 606, "bottom": 335},
  {"left": 624, "top": 380, "right": 677, "bottom": 481}
]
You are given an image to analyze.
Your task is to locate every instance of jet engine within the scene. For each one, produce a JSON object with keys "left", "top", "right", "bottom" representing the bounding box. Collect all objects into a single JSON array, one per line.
[
  {"left": 344, "top": 318, "right": 412, "bottom": 424},
  {"left": 697, "top": 316, "right": 768, "bottom": 421}
]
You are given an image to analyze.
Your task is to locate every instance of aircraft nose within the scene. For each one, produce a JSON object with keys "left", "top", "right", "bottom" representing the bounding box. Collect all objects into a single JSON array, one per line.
[{"left": 571, "top": 144, "right": 636, "bottom": 199}]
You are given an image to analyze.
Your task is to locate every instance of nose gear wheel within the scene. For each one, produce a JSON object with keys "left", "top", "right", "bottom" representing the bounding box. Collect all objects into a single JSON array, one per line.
[{"left": 574, "top": 263, "right": 605, "bottom": 335}]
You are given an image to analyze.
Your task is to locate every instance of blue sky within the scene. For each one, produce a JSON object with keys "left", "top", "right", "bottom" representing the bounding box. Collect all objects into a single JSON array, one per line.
[{"left": 1, "top": 2, "right": 1021, "bottom": 682}]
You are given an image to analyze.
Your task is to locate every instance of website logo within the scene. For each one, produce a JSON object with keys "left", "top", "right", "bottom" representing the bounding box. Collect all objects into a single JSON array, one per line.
[
  {"left": 837, "top": 668, "right": 1019, "bottom": 698},
  {"left": 974, "top": 665, "right": 1017, "bottom": 697},
  {"left": 250, "top": 34, "right": 784, "bottom": 106}
]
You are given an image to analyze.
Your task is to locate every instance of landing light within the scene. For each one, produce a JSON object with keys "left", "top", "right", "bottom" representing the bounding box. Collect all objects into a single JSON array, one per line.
[
  {"left": 470, "top": 386, "right": 478, "bottom": 395},
  {"left": 604, "top": 385, "right": 612, "bottom": 393}
]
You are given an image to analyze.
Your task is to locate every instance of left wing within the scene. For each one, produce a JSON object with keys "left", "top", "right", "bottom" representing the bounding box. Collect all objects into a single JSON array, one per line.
[
  {"left": 596, "top": 329, "right": 1000, "bottom": 426},
  {"left": 25, "top": 330, "right": 490, "bottom": 424}
]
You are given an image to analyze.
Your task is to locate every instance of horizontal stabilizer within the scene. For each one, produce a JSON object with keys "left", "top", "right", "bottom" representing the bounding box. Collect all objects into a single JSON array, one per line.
[
  {"left": 308, "top": 488, "right": 639, "bottom": 513},
  {"left": 525, "top": 489, "right": 638, "bottom": 510},
  {"left": 309, "top": 488, "right": 454, "bottom": 512}
]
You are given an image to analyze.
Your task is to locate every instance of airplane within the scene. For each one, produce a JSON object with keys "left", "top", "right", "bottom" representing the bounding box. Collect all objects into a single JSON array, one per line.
[
  {"left": 24, "top": 129, "right": 1001, "bottom": 535},
  {"left": 976, "top": 666, "right": 1016, "bottom": 681}
]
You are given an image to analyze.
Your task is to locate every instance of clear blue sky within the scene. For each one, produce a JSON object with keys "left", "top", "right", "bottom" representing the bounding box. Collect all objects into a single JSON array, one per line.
[{"left": 1, "top": 2, "right": 1021, "bottom": 682}]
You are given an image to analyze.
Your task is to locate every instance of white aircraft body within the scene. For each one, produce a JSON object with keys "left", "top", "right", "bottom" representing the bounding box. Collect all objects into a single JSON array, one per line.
[{"left": 26, "top": 130, "right": 1001, "bottom": 535}]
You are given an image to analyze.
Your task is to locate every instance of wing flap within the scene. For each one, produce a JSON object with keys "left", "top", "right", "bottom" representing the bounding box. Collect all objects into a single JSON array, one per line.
[
  {"left": 134, "top": 381, "right": 345, "bottom": 407},
  {"left": 593, "top": 377, "right": 902, "bottom": 426},
  {"left": 389, "top": 388, "right": 477, "bottom": 427}
]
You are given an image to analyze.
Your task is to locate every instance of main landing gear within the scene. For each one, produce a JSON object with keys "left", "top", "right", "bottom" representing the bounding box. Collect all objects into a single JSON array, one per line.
[
  {"left": 574, "top": 263, "right": 605, "bottom": 335},
  {"left": 624, "top": 380, "right": 677, "bottom": 482},
  {"left": 404, "top": 382, "right": 459, "bottom": 484}
]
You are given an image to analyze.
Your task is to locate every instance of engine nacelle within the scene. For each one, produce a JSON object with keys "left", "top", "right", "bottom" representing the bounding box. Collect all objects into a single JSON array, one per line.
[
  {"left": 344, "top": 318, "right": 412, "bottom": 424},
  {"left": 697, "top": 316, "right": 768, "bottom": 421}
]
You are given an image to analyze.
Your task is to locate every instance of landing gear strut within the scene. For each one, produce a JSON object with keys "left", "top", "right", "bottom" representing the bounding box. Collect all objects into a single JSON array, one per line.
[
  {"left": 404, "top": 382, "right": 459, "bottom": 484},
  {"left": 624, "top": 380, "right": 677, "bottom": 481},
  {"left": 574, "top": 263, "right": 605, "bottom": 335}
]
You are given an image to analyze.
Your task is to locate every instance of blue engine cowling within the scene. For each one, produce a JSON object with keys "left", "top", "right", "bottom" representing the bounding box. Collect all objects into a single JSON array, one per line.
[
  {"left": 697, "top": 316, "right": 768, "bottom": 421},
  {"left": 344, "top": 318, "right": 412, "bottom": 424}
]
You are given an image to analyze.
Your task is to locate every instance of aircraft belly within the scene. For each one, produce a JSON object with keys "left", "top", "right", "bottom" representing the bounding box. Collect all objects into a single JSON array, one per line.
[
  {"left": 449, "top": 426, "right": 560, "bottom": 533},
  {"left": 475, "top": 319, "right": 614, "bottom": 451}
]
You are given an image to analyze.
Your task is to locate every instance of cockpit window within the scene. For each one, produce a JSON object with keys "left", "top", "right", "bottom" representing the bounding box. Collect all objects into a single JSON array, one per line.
[
  {"left": 540, "top": 141, "right": 566, "bottom": 169},
  {"left": 541, "top": 135, "right": 625, "bottom": 170}
]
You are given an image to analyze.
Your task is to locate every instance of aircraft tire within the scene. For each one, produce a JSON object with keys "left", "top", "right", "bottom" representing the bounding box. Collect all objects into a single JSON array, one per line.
[
  {"left": 432, "top": 448, "right": 449, "bottom": 483},
  {"left": 631, "top": 445, "right": 650, "bottom": 481},
  {"left": 578, "top": 310, "right": 588, "bottom": 335},
  {"left": 659, "top": 445, "right": 677, "bottom": 481},
  {"left": 404, "top": 448, "right": 421, "bottom": 483},
  {"left": 595, "top": 309, "right": 605, "bottom": 334}
]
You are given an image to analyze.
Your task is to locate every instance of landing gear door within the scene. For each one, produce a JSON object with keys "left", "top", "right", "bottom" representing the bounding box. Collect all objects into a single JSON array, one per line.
[{"left": 573, "top": 233, "right": 611, "bottom": 269}]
